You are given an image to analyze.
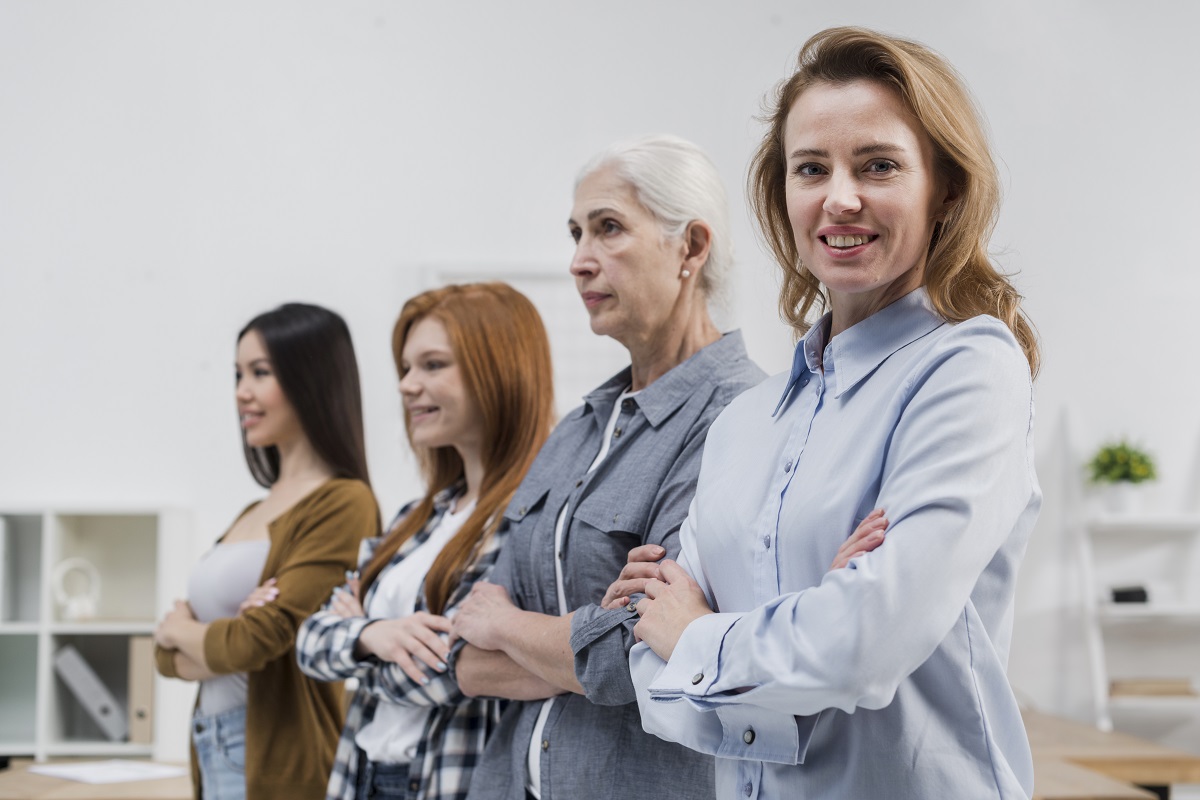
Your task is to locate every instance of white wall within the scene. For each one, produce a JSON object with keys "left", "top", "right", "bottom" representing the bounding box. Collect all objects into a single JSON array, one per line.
[{"left": 3, "top": 0, "right": 1199, "bottom": 747}]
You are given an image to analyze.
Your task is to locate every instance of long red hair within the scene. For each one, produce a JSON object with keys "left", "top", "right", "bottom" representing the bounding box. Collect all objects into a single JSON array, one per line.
[{"left": 360, "top": 283, "right": 555, "bottom": 613}]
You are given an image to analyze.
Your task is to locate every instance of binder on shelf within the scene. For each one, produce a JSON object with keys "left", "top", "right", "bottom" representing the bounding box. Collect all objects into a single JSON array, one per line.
[
  {"left": 127, "top": 635, "right": 154, "bottom": 744},
  {"left": 53, "top": 644, "right": 128, "bottom": 741}
]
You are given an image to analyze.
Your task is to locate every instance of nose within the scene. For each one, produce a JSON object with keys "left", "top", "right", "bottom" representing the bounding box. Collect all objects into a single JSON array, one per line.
[
  {"left": 569, "top": 237, "right": 598, "bottom": 278},
  {"left": 398, "top": 370, "right": 419, "bottom": 398},
  {"left": 235, "top": 377, "right": 252, "bottom": 402},
  {"left": 822, "top": 171, "right": 862, "bottom": 217}
]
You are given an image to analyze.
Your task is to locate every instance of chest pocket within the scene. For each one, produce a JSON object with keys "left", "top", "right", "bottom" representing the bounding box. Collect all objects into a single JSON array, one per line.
[
  {"left": 563, "top": 480, "right": 656, "bottom": 607},
  {"left": 500, "top": 482, "right": 552, "bottom": 609}
]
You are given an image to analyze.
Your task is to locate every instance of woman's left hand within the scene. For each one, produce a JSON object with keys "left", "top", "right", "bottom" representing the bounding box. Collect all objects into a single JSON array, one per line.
[
  {"left": 154, "top": 600, "right": 196, "bottom": 649},
  {"left": 451, "top": 582, "right": 517, "bottom": 651},
  {"left": 633, "top": 560, "right": 713, "bottom": 661},
  {"left": 330, "top": 584, "right": 366, "bottom": 619}
]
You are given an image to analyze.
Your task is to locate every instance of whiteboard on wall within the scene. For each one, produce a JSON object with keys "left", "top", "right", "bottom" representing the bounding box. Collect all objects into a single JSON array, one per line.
[{"left": 422, "top": 269, "right": 629, "bottom": 419}]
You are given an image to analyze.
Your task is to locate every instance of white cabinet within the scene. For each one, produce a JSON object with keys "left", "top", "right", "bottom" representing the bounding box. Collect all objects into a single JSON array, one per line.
[
  {"left": 1080, "top": 513, "right": 1200, "bottom": 736},
  {"left": 0, "top": 508, "right": 189, "bottom": 761}
]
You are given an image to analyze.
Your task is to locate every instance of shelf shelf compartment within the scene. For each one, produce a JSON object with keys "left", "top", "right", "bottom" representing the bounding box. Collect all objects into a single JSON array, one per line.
[
  {"left": 48, "top": 634, "right": 134, "bottom": 745},
  {"left": 50, "top": 514, "right": 158, "bottom": 624},
  {"left": 1088, "top": 515, "right": 1200, "bottom": 535},
  {"left": 0, "top": 633, "right": 38, "bottom": 746},
  {"left": 0, "top": 514, "right": 43, "bottom": 623},
  {"left": 1100, "top": 604, "right": 1200, "bottom": 622}
]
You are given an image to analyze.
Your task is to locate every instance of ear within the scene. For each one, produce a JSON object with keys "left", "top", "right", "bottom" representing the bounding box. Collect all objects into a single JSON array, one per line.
[
  {"left": 681, "top": 220, "right": 713, "bottom": 276},
  {"left": 932, "top": 174, "right": 962, "bottom": 222}
]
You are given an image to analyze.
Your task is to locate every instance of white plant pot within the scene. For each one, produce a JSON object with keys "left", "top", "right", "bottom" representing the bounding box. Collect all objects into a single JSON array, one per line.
[{"left": 1101, "top": 482, "right": 1144, "bottom": 515}]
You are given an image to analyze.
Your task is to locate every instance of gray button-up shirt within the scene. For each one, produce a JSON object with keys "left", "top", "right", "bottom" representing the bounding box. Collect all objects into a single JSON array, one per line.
[{"left": 464, "top": 331, "right": 764, "bottom": 800}]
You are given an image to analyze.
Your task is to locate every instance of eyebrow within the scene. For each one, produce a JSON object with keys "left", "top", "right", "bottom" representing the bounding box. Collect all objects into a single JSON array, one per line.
[
  {"left": 402, "top": 347, "right": 453, "bottom": 364},
  {"left": 238, "top": 358, "right": 270, "bottom": 369},
  {"left": 567, "top": 207, "right": 623, "bottom": 227},
  {"left": 788, "top": 143, "right": 906, "bottom": 159}
]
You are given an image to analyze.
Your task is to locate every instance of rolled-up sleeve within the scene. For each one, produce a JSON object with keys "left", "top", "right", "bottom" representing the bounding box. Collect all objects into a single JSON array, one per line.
[{"left": 570, "top": 413, "right": 717, "bottom": 706}]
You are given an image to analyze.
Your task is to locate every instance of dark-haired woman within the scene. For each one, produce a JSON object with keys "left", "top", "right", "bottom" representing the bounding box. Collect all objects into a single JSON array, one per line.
[
  {"left": 296, "top": 283, "right": 555, "bottom": 800},
  {"left": 155, "top": 303, "right": 380, "bottom": 800}
]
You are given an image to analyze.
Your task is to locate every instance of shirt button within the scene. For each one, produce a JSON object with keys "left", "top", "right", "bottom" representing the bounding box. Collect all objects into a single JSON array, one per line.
[
  {"left": 575, "top": 479, "right": 583, "bottom": 488},
  {"left": 622, "top": 399, "right": 634, "bottom": 410},
  {"left": 613, "top": 427, "right": 623, "bottom": 438},
  {"left": 743, "top": 728, "right": 756, "bottom": 745},
  {"left": 744, "top": 782, "right": 753, "bottom": 797},
  {"left": 802, "top": 378, "right": 809, "bottom": 386},
  {"left": 691, "top": 672, "right": 704, "bottom": 685},
  {"left": 408, "top": 780, "right": 420, "bottom": 792},
  {"left": 784, "top": 459, "right": 793, "bottom": 473},
  {"left": 541, "top": 739, "right": 550, "bottom": 751},
  {"left": 762, "top": 535, "right": 771, "bottom": 550},
  {"left": 518, "top": 506, "right": 527, "bottom": 515}
]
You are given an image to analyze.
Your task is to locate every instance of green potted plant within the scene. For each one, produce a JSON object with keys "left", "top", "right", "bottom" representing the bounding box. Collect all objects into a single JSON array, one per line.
[{"left": 1087, "top": 440, "right": 1157, "bottom": 513}]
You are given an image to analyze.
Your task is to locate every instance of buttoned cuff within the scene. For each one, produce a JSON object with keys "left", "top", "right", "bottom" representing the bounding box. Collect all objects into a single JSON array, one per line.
[{"left": 648, "top": 611, "right": 741, "bottom": 702}]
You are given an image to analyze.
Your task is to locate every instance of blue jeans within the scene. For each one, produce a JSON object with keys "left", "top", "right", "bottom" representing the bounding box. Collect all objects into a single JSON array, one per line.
[
  {"left": 354, "top": 749, "right": 410, "bottom": 800},
  {"left": 192, "top": 705, "right": 247, "bottom": 800}
]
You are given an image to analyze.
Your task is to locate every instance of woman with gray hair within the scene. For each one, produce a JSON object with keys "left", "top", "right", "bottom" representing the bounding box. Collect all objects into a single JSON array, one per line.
[{"left": 448, "top": 134, "right": 764, "bottom": 799}]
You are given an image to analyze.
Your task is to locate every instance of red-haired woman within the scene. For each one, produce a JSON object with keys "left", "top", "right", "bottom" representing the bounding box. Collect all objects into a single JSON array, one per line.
[{"left": 296, "top": 283, "right": 555, "bottom": 800}]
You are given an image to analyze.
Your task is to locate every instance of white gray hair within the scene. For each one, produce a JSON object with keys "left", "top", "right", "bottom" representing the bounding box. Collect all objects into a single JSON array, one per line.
[{"left": 576, "top": 134, "right": 733, "bottom": 323}]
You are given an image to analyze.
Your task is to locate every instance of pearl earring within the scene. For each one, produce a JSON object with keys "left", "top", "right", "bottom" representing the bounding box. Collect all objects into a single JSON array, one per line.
[{"left": 681, "top": 270, "right": 691, "bottom": 279}]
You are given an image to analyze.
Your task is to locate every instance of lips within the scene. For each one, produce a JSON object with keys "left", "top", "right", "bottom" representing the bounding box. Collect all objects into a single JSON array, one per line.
[
  {"left": 240, "top": 411, "right": 264, "bottom": 428},
  {"left": 817, "top": 226, "right": 878, "bottom": 256},
  {"left": 408, "top": 405, "right": 439, "bottom": 423},
  {"left": 580, "top": 291, "right": 611, "bottom": 309}
]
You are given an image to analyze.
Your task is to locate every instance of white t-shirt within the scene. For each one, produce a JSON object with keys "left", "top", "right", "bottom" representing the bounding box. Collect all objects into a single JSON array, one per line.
[{"left": 355, "top": 499, "right": 475, "bottom": 764}]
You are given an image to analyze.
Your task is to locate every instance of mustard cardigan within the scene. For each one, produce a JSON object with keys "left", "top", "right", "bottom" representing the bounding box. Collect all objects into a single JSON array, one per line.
[{"left": 156, "top": 478, "right": 379, "bottom": 800}]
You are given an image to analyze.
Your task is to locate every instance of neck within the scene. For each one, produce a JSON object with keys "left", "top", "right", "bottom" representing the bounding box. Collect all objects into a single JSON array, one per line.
[
  {"left": 829, "top": 272, "right": 923, "bottom": 338},
  {"left": 273, "top": 436, "right": 335, "bottom": 487},
  {"left": 456, "top": 444, "right": 485, "bottom": 510},
  {"left": 625, "top": 307, "right": 720, "bottom": 392}
]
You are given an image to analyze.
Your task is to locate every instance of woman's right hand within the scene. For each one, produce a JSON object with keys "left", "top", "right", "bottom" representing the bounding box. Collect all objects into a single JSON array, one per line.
[
  {"left": 829, "top": 509, "right": 888, "bottom": 570},
  {"left": 601, "top": 544, "right": 667, "bottom": 609},
  {"left": 238, "top": 578, "right": 278, "bottom": 614},
  {"left": 357, "top": 612, "right": 454, "bottom": 685}
]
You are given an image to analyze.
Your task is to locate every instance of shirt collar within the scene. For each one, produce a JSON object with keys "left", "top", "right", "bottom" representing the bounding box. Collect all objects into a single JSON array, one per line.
[
  {"left": 774, "top": 288, "right": 944, "bottom": 414},
  {"left": 582, "top": 330, "right": 749, "bottom": 428},
  {"left": 431, "top": 482, "right": 466, "bottom": 513}
]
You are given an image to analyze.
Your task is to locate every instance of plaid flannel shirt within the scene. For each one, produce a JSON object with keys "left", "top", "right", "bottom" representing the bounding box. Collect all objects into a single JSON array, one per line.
[{"left": 296, "top": 487, "right": 506, "bottom": 800}]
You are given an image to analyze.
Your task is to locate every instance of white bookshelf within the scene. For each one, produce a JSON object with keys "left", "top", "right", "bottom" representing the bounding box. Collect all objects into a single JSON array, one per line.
[
  {"left": 1079, "top": 511, "right": 1200, "bottom": 733},
  {"left": 0, "top": 508, "right": 189, "bottom": 761}
]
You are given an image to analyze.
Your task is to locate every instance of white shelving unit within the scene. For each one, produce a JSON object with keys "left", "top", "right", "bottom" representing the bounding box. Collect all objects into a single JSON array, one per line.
[
  {"left": 1079, "top": 512, "right": 1200, "bottom": 734},
  {"left": 0, "top": 508, "right": 189, "bottom": 761}
]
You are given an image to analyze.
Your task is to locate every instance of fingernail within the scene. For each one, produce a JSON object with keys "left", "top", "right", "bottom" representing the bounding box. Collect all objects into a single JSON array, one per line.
[
  {"left": 436, "top": 661, "right": 447, "bottom": 670},
  {"left": 422, "top": 677, "right": 431, "bottom": 685}
]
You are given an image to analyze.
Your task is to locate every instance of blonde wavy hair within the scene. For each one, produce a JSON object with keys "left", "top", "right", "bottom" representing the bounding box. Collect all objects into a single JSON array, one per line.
[{"left": 749, "top": 26, "right": 1039, "bottom": 376}]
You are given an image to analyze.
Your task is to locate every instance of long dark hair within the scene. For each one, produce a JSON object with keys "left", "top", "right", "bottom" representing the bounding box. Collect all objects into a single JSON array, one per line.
[
  {"left": 359, "top": 283, "right": 555, "bottom": 614},
  {"left": 237, "top": 303, "right": 372, "bottom": 489}
]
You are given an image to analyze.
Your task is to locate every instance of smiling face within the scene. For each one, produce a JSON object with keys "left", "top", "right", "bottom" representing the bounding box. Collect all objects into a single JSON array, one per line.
[
  {"left": 567, "top": 166, "right": 687, "bottom": 348},
  {"left": 398, "top": 316, "right": 484, "bottom": 458},
  {"left": 235, "top": 330, "right": 304, "bottom": 450},
  {"left": 784, "top": 79, "right": 950, "bottom": 333}
]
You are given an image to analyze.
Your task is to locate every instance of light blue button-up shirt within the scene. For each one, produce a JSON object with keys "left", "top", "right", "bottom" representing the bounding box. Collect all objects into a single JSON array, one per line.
[{"left": 630, "top": 289, "right": 1040, "bottom": 799}]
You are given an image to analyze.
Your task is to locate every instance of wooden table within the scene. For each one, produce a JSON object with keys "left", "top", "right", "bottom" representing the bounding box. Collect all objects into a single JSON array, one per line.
[
  {"left": 0, "top": 761, "right": 191, "bottom": 800},
  {"left": 1025, "top": 708, "right": 1200, "bottom": 800}
]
